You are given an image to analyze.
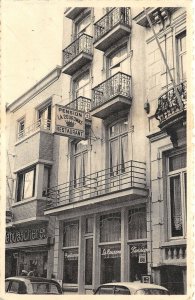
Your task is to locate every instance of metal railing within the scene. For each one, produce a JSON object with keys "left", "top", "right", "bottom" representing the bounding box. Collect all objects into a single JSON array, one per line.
[
  {"left": 17, "top": 119, "right": 51, "bottom": 140},
  {"left": 155, "top": 81, "right": 187, "bottom": 124},
  {"left": 92, "top": 72, "right": 131, "bottom": 110},
  {"left": 65, "top": 96, "right": 91, "bottom": 120},
  {"left": 46, "top": 160, "right": 146, "bottom": 209},
  {"left": 63, "top": 34, "right": 93, "bottom": 66},
  {"left": 94, "top": 7, "right": 130, "bottom": 42}
]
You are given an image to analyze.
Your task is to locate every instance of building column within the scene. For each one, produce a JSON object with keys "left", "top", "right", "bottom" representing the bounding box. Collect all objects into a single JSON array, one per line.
[
  {"left": 78, "top": 216, "right": 85, "bottom": 294},
  {"left": 35, "top": 163, "right": 44, "bottom": 198},
  {"left": 121, "top": 207, "right": 128, "bottom": 281},
  {"left": 53, "top": 219, "right": 63, "bottom": 281},
  {"left": 93, "top": 214, "right": 100, "bottom": 289}
]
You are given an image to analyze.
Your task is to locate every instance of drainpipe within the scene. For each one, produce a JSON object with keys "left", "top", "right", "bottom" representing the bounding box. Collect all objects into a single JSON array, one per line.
[{"left": 143, "top": 7, "right": 183, "bottom": 110}]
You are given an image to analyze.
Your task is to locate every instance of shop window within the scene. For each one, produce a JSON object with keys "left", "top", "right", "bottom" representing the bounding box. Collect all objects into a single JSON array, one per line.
[
  {"left": 129, "top": 242, "right": 148, "bottom": 282},
  {"left": 108, "top": 119, "right": 128, "bottom": 176},
  {"left": 128, "top": 207, "right": 147, "bottom": 240},
  {"left": 176, "top": 32, "right": 186, "bottom": 83},
  {"left": 100, "top": 212, "right": 121, "bottom": 242},
  {"left": 167, "top": 152, "right": 186, "bottom": 238},
  {"left": 16, "top": 167, "right": 36, "bottom": 202},
  {"left": 107, "top": 44, "right": 128, "bottom": 77},
  {"left": 72, "top": 140, "right": 88, "bottom": 188},
  {"left": 100, "top": 245, "right": 121, "bottom": 284},
  {"left": 75, "top": 13, "right": 91, "bottom": 37},
  {"left": 63, "top": 220, "right": 79, "bottom": 247},
  {"left": 42, "top": 166, "right": 51, "bottom": 197},
  {"left": 17, "top": 118, "right": 25, "bottom": 139},
  {"left": 73, "top": 71, "right": 91, "bottom": 100},
  {"left": 38, "top": 103, "right": 51, "bottom": 130}
]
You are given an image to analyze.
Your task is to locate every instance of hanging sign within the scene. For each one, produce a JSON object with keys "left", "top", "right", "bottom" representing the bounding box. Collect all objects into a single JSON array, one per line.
[{"left": 55, "top": 105, "right": 85, "bottom": 139}]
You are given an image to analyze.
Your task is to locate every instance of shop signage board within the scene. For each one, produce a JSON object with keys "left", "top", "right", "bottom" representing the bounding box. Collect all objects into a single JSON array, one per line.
[
  {"left": 6, "top": 227, "right": 47, "bottom": 244},
  {"left": 55, "top": 104, "right": 85, "bottom": 139},
  {"left": 141, "top": 275, "right": 151, "bottom": 283},
  {"left": 138, "top": 253, "right": 147, "bottom": 263}
]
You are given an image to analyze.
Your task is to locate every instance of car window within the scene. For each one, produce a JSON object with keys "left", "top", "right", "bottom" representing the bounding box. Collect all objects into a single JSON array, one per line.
[
  {"left": 8, "top": 281, "right": 19, "bottom": 293},
  {"left": 114, "top": 285, "right": 130, "bottom": 295},
  {"left": 135, "top": 288, "right": 169, "bottom": 295},
  {"left": 5, "top": 280, "right": 10, "bottom": 292},
  {"left": 31, "top": 283, "right": 61, "bottom": 294},
  {"left": 96, "top": 285, "right": 114, "bottom": 295}
]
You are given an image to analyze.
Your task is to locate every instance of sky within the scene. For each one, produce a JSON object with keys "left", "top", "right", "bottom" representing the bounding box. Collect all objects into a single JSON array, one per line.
[{"left": 2, "top": 0, "right": 65, "bottom": 105}]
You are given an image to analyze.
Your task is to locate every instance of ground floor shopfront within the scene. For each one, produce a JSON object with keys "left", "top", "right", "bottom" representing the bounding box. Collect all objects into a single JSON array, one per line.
[
  {"left": 5, "top": 223, "right": 54, "bottom": 278},
  {"left": 51, "top": 198, "right": 152, "bottom": 294}
]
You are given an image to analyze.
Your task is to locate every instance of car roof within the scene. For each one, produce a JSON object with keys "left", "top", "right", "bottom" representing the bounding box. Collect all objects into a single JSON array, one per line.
[
  {"left": 99, "top": 282, "right": 168, "bottom": 291},
  {"left": 5, "top": 276, "right": 60, "bottom": 284}
]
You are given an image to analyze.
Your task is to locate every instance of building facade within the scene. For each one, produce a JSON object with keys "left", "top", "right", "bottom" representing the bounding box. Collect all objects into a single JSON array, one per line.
[{"left": 6, "top": 7, "right": 187, "bottom": 295}]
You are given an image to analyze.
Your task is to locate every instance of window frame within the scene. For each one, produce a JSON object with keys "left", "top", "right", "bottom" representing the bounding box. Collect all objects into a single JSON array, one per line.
[
  {"left": 176, "top": 31, "right": 186, "bottom": 83},
  {"left": 17, "top": 117, "right": 25, "bottom": 139},
  {"left": 37, "top": 100, "right": 52, "bottom": 130},
  {"left": 16, "top": 166, "right": 36, "bottom": 202},
  {"left": 72, "top": 70, "right": 91, "bottom": 100},
  {"left": 166, "top": 151, "right": 187, "bottom": 239},
  {"left": 106, "top": 43, "right": 128, "bottom": 78}
]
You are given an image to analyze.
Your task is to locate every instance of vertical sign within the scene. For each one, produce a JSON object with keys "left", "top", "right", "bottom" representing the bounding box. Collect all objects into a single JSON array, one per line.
[{"left": 55, "top": 104, "right": 85, "bottom": 139}]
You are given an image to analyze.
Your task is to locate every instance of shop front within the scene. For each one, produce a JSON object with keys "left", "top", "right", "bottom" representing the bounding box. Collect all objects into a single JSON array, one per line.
[{"left": 5, "top": 224, "right": 54, "bottom": 278}]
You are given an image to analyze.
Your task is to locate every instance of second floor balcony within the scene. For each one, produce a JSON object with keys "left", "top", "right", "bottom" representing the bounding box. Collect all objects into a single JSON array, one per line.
[
  {"left": 62, "top": 34, "right": 93, "bottom": 76},
  {"left": 65, "top": 96, "right": 91, "bottom": 124},
  {"left": 94, "top": 7, "right": 131, "bottom": 52},
  {"left": 155, "top": 81, "right": 187, "bottom": 145},
  {"left": 44, "top": 160, "right": 147, "bottom": 215},
  {"left": 91, "top": 72, "right": 132, "bottom": 119}
]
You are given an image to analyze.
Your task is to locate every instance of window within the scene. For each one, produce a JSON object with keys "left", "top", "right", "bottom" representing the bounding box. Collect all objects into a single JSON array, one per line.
[
  {"left": 75, "top": 13, "right": 91, "bottom": 37},
  {"left": 100, "top": 212, "right": 121, "bottom": 242},
  {"left": 176, "top": 32, "right": 186, "bottom": 82},
  {"left": 85, "top": 238, "right": 93, "bottom": 285},
  {"left": 16, "top": 167, "right": 36, "bottom": 202},
  {"left": 38, "top": 103, "right": 51, "bottom": 130},
  {"left": 73, "top": 140, "right": 88, "bottom": 188},
  {"left": 107, "top": 45, "right": 128, "bottom": 77},
  {"left": 73, "top": 71, "right": 90, "bottom": 100},
  {"left": 109, "top": 119, "right": 128, "bottom": 176},
  {"left": 167, "top": 152, "right": 186, "bottom": 238},
  {"left": 42, "top": 166, "right": 51, "bottom": 196},
  {"left": 17, "top": 118, "right": 25, "bottom": 139},
  {"left": 128, "top": 207, "right": 147, "bottom": 240}
]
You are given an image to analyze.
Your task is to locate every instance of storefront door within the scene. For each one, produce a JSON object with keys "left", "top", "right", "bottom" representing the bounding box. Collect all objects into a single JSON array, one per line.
[{"left": 129, "top": 243, "right": 148, "bottom": 281}]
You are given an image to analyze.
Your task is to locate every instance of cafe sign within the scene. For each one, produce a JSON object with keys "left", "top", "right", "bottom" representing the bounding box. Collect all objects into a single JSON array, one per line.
[
  {"left": 101, "top": 248, "right": 121, "bottom": 258},
  {"left": 64, "top": 252, "right": 78, "bottom": 261},
  {"left": 55, "top": 105, "right": 85, "bottom": 139},
  {"left": 6, "top": 227, "right": 47, "bottom": 244}
]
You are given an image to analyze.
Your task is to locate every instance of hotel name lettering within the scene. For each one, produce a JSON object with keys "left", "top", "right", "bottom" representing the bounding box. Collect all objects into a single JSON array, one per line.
[
  {"left": 6, "top": 227, "right": 47, "bottom": 244},
  {"left": 55, "top": 105, "right": 85, "bottom": 139}
]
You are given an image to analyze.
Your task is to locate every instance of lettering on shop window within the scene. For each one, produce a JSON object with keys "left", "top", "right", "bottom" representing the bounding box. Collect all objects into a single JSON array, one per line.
[
  {"left": 64, "top": 252, "right": 78, "bottom": 261},
  {"left": 5, "top": 227, "right": 47, "bottom": 244},
  {"left": 101, "top": 248, "right": 121, "bottom": 258},
  {"left": 131, "top": 246, "right": 148, "bottom": 254}
]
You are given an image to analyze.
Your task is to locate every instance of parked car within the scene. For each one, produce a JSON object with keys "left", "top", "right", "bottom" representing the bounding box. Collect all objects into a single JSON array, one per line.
[
  {"left": 93, "top": 282, "right": 170, "bottom": 295},
  {"left": 5, "top": 276, "right": 63, "bottom": 294}
]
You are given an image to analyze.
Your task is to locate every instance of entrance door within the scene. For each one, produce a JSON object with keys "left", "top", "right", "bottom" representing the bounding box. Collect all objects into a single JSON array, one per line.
[
  {"left": 85, "top": 238, "right": 93, "bottom": 286},
  {"left": 129, "top": 244, "right": 147, "bottom": 282}
]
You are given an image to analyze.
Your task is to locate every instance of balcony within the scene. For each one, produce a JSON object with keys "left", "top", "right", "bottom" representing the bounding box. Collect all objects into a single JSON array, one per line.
[
  {"left": 64, "top": 7, "right": 86, "bottom": 19},
  {"left": 91, "top": 72, "right": 132, "bottom": 119},
  {"left": 15, "top": 119, "right": 53, "bottom": 171},
  {"left": 94, "top": 7, "right": 131, "bottom": 52},
  {"left": 162, "top": 244, "right": 186, "bottom": 265},
  {"left": 65, "top": 96, "right": 91, "bottom": 124},
  {"left": 62, "top": 34, "right": 93, "bottom": 76},
  {"left": 45, "top": 160, "right": 147, "bottom": 215},
  {"left": 155, "top": 81, "right": 187, "bottom": 146},
  {"left": 7, "top": 199, "right": 48, "bottom": 225}
]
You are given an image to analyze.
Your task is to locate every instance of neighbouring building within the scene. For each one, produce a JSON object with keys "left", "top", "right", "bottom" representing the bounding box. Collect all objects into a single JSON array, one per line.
[{"left": 6, "top": 7, "right": 187, "bottom": 295}]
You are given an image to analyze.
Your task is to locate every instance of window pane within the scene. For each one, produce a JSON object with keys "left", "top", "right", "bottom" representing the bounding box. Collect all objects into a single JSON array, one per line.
[
  {"left": 121, "top": 135, "right": 128, "bottom": 172},
  {"left": 85, "top": 238, "right": 93, "bottom": 285},
  {"left": 169, "top": 153, "right": 186, "bottom": 171},
  {"left": 110, "top": 139, "right": 119, "bottom": 175},
  {"left": 128, "top": 207, "right": 147, "bottom": 240},
  {"left": 17, "top": 174, "right": 24, "bottom": 202},
  {"left": 170, "top": 176, "right": 183, "bottom": 237},
  {"left": 42, "top": 167, "right": 50, "bottom": 196},
  {"left": 64, "top": 221, "right": 79, "bottom": 247},
  {"left": 76, "top": 14, "right": 91, "bottom": 35},
  {"left": 100, "top": 212, "right": 121, "bottom": 242},
  {"left": 100, "top": 245, "right": 121, "bottom": 283},
  {"left": 23, "top": 170, "right": 35, "bottom": 199},
  {"left": 85, "top": 217, "right": 93, "bottom": 233},
  {"left": 110, "top": 46, "right": 127, "bottom": 67}
]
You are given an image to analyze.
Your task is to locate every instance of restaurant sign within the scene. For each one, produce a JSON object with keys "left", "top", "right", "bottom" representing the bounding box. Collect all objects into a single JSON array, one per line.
[
  {"left": 6, "top": 227, "right": 47, "bottom": 244},
  {"left": 101, "top": 248, "right": 121, "bottom": 258},
  {"left": 55, "top": 105, "right": 85, "bottom": 139}
]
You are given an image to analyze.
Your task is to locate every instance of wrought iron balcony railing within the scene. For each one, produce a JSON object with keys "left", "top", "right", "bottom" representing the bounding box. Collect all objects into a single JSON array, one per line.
[
  {"left": 65, "top": 96, "right": 91, "bottom": 121},
  {"left": 94, "top": 7, "right": 130, "bottom": 43},
  {"left": 45, "top": 160, "right": 146, "bottom": 209},
  {"left": 63, "top": 34, "right": 93, "bottom": 66},
  {"left": 92, "top": 72, "right": 131, "bottom": 110},
  {"left": 17, "top": 119, "right": 51, "bottom": 140},
  {"left": 155, "top": 81, "right": 187, "bottom": 124}
]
